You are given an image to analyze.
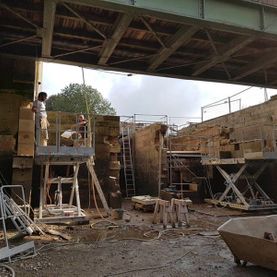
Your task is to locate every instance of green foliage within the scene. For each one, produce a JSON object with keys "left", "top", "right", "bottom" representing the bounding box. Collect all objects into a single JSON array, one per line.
[{"left": 46, "top": 83, "right": 116, "bottom": 115}]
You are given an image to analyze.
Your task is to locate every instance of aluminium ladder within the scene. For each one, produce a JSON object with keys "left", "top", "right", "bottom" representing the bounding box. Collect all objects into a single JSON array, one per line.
[
  {"left": 121, "top": 127, "right": 136, "bottom": 197},
  {"left": 0, "top": 185, "right": 39, "bottom": 262},
  {"left": 2, "top": 193, "right": 35, "bottom": 235}
]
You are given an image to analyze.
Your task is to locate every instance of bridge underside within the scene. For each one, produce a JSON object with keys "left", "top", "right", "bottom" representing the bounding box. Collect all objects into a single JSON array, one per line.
[{"left": 1, "top": 0, "right": 277, "bottom": 88}]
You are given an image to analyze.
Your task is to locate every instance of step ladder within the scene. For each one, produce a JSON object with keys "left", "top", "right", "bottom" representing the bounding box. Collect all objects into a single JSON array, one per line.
[
  {"left": 0, "top": 185, "right": 39, "bottom": 262},
  {"left": 0, "top": 173, "right": 41, "bottom": 235},
  {"left": 121, "top": 126, "right": 136, "bottom": 197},
  {"left": 2, "top": 193, "right": 36, "bottom": 235}
]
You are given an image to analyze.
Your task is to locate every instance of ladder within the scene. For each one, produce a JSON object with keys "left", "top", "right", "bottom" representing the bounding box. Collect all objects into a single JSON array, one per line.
[
  {"left": 2, "top": 193, "right": 35, "bottom": 235},
  {"left": 0, "top": 176, "right": 41, "bottom": 235},
  {"left": 121, "top": 126, "right": 136, "bottom": 197},
  {"left": 0, "top": 185, "right": 39, "bottom": 262}
]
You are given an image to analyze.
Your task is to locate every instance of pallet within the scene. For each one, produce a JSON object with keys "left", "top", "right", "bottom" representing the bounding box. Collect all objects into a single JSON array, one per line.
[
  {"left": 132, "top": 195, "right": 159, "bottom": 212},
  {"left": 133, "top": 202, "right": 155, "bottom": 212}
]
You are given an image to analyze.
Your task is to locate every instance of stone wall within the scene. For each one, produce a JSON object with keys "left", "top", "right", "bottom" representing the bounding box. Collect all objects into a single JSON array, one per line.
[
  {"left": 94, "top": 115, "right": 121, "bottom": 207},
  {"left": 134, "top": 124, "right": 167, "bottom": 196},
  {"left": 172, "top": 96, "right": 277, "bottom": 201},
  {"left": 0, "top": 56, "right": 35, "bottom": 195}
]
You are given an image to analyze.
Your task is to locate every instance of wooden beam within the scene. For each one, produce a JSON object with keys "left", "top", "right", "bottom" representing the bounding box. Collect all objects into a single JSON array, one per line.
[
  {"left": 62, "top": 3, "right": 106, "bottom": 39},
  {"left": 192, "top": 36, "right": 254, "bottom": 76},
  {"left": 98, "top": 13, "right": 133, "bottom": 65},
  {"left": 147, "top": 25, "right": 199, "bottom": 71},
  {"left": 53, "top": 44, "right": 102, "bottom": 58},
  {"left": 109, "top": 53, "right": 156, "bottom": 66},
  {"left": 233, "top": 49, "right": 277, "bottom": 80},
  {"left": 0, "top": 2, "right": 39, "bottom": 30},
  {"left": 140, "top": 16, "right": 166, "bottom": 48},
  {"left": 204, "top": 30, "right": 231, "bottom": 79},
  {"left": 0, "top": 35, "right": 36, "bottom": 48},
  {"left": 42, "top": 0, "right": 56, "bottom": 58}
]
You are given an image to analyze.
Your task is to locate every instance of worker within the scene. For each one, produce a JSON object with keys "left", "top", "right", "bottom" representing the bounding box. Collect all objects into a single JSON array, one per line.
[
  {"left": 71, "top": 114, "right": 88, "bottom": 146},
  {"left": 32, "top": 91, "right": 49, "bottom": 146},
  {"left": 77, "top": 114, "right": 88, "bottom": 139}
]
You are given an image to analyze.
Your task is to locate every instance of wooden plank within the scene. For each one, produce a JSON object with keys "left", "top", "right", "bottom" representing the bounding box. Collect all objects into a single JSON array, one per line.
[
  {"left": 42, "top": 0, "right": 56, "bottom": 57},
  {"left": 98, "top": 13, "right": 133, "bottom": 65},
  {"left": 233, "top": 49, "right": 277, "bottom": 80},
  {"left": 132, "top": 195, "right": 158, "bottom": 205},
  {"left": 147, "top": 25, "right": 199, "bottom": 71},
  {"left": 192, "top": 36, "right": 254, "bottom": 76},
  {"left": 87, "top": 158, "right": 110, "bottom": 212}
]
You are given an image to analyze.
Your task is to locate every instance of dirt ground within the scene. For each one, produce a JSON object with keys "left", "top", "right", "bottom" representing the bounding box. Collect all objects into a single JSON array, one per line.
[{"left": 1, "top": 202, "right": 276, "bottom": 277}]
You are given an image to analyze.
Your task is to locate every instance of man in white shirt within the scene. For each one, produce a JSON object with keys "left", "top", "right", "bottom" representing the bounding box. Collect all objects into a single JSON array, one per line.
[{"left": 32, "top": 92, "right": 49, "bottom": 146}]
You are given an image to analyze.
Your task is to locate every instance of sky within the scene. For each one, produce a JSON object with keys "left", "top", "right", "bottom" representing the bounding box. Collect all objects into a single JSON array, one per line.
[{"left": 42, "top": 62, "right": 277, "bottom": 126}]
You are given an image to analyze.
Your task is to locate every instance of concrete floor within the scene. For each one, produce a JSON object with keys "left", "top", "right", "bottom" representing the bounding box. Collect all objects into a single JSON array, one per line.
[{"left": 1, "top": 203, "right": 276, "bottom": 276}]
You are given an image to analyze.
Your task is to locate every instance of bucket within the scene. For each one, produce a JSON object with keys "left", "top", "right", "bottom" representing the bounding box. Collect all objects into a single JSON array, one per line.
[{"left": 111, "top": 208, "right": 124, "bottom": 220}]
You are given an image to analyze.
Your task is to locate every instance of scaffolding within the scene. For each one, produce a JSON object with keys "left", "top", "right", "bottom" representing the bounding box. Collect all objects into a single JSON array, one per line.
[
  {"left": 166, "top": 133, "right": 208, "bottom": 199},
  {"left": 34, "top": 112, "right": 109, "bottom": 223},
  {"left": 202, "top": 124, "right": 277, "bottom": 211}
]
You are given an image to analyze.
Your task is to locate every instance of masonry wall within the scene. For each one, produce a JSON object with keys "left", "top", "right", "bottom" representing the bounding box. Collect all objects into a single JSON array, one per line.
[
  {"left": 94, "top": 115, "right": 121, "bottom": 207},
  {"left": 174, "top": 96, "right": 277, "bottom": 155},
  {"left": 172, "top": 96, "right": 277, "bottom": 201},
  {"left": 134, "top": 124, "right": 167, "bottom": 196},
  {"left": 0, "top": 56, "right": 35, "bottom": 195}
]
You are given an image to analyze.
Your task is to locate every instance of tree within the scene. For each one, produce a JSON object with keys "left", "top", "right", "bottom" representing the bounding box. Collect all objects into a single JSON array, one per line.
[{"left": 46, "top": 83, "right": 116, "bottom": 115}]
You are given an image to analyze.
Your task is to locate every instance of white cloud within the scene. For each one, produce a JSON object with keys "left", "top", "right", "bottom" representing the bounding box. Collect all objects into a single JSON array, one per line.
[
  {"left": 42, "top": 62, "right": 277, "bottom": 125},
  {"left": 42, "top": 62, "right": 83, "bottom": 95}
]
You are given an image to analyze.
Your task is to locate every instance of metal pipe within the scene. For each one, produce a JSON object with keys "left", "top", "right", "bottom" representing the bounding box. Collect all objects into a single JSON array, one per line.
[
  {"left": 201, "top": 106, "right": 204, "bottom": 122},
  {"left": 228, "top": 97, "right": 231, "bottom": 113}
]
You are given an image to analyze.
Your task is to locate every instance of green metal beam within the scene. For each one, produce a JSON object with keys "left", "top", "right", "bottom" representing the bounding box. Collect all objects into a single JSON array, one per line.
[
  {"left": 63, "top": 0, "right": 277, "bottom": 37},
  {"left": 42, "top": 0, "right": 56, "bottom": 58},
  {"left": 98, "top": 13, "right": 134, "bottom": 65}
]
